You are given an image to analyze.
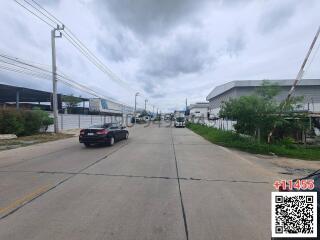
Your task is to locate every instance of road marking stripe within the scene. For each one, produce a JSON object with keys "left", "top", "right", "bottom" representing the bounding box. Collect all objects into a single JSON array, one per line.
[{"left": 0, "top": 184, "right": 52, "bottom": 215}]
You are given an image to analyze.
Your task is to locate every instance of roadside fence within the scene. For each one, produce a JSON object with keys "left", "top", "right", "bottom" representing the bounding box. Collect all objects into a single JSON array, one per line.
[{"left": 47, "top": 113, "right": 124, "bottom": 132}]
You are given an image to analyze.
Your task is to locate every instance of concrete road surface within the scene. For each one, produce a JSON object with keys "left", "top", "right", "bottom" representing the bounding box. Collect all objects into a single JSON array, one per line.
[{"left": 0, "top": 124, "right": 289, "bottom": 239}]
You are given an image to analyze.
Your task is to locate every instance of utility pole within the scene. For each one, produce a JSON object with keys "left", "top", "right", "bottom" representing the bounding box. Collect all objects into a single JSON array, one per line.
[
  {"left": 134, "top": 92, "right": 139, "bottom": 123},
  {"left": 267, "top": 26, "right": 320, "bottom": 143},
  {"left": 51, "top": 24, "right": 64, "bottom": 133},
  {"left": 145, "top": 99, "right": 148, "bottom": 111},
  {"left": 152, "top": 105, "right": 155, "bottom": 115}
]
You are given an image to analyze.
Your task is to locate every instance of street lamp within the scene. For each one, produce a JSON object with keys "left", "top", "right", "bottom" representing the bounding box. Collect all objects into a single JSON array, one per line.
[{"left": 134, "top": 92, "right": 139, "bottom": 124}]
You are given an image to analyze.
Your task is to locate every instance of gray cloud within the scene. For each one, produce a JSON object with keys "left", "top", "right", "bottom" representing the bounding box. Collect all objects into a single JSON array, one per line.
[
  {"left": 97, "top": 31, "right": 139, "bottom": 62},
  {"left": 94, "top": 0, "right": 208, "bottom": 38},
  {"left": 258, "top": 2, "right": 296, "bottom": 34},
  {"left": 143, "top": 35, "right": 214, "bottom": 78},
  {"left": 226, "top": 34, "right": 246, "bottom": 57}
]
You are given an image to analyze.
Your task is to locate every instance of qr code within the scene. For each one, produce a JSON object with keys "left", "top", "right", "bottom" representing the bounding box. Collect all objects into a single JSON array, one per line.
[{"left": 272, "top": 192, "right": 317, "bottom": 238}]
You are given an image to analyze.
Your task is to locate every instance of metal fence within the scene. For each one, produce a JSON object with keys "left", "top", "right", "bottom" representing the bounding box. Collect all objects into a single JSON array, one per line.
[
  {"left": 188, "top": 116, "right": 235, "bottom": 131},
  {"left": 205, "top": 119, "right": 235, "bottom": 131},
  {"left": 47, "top": 113, "right": 123, "bottom": 132}
]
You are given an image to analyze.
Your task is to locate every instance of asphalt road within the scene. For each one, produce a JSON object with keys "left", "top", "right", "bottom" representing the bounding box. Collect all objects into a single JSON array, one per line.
[{"left": 0, "top": 124, "right": 279, "bottom": 240}]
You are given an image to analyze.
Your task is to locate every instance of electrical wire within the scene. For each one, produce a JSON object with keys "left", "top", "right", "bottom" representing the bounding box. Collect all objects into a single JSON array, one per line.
[
  {"left": 14, "top": 0, "right": 158, "bottom": 110},
  {"left": 17, "top": 0, "right": 136, "bottom": 92},
  {"left": 0, "top": 53, "right": 131, "bottom": 106},
  {"left": 13, "top": 0, "right": 55, "bottom": 28}
]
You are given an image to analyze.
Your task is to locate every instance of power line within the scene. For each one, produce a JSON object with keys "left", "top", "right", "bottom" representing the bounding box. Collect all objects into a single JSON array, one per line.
[
  {"left": 0, "top": 53, "right": 131, "bottom": 106},
  {"left": 13, "top": 0, "right": 55, "bottom": 28},
  {"left": 14, "top": 0, "right": 158, "bottom": 109},
  {"left": 22, "top": 0, "right": 58, "bottom": 26},
  {"left": 16, "top": 0, "right": 137, "bottom": 92}
]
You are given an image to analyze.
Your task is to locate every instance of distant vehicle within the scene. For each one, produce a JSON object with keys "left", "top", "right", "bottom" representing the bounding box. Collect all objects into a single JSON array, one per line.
[
  {"left": 164, "top": 115, "right": 170, "bottom": 121},
  {"left": 174, "top": 117, "right": 186, "bottom": 128},
  {"left": 79, "top": 123, "right": 128, "bottom": 147}
]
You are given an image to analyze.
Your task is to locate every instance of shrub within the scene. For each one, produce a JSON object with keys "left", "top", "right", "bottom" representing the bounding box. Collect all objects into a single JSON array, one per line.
[
  {"left": 0, "top": 110, "right": 24, "bottom": 135},
  {"left": 32, "top": 108, "right": 54, "bottom": 131},
  {"left": 0, "top": 109, "right": 53, "bottom": 136}
]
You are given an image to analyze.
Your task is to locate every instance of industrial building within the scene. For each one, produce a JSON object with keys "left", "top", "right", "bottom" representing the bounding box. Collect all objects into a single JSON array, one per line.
[
  {"left": 188, "top": 102, "right": 209, "bottom": 118},
  {"left": 206, "top": 79, "right": 320, "bottom": 117},
  {"left": 0, "top": 83, "right": 133, "bottom": 116}
]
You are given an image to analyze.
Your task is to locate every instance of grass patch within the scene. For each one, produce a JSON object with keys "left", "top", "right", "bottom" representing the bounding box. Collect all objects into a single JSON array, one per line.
[
  {"left": 0, "top": 133, "right": 74, "bottom": 151},
  {"left": 187, "top": 123, "right": 320, "bottom": 161}
]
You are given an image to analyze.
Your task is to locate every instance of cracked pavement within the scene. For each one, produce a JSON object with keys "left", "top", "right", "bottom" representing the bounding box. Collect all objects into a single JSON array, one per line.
[{"left": 0, "top": 124, "right": 296, "bottom": 239}]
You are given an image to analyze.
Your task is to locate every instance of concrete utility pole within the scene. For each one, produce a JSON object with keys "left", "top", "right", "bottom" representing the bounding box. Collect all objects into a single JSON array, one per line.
[
  {"left": 145, "top": 99, "right": 148, "bottom": 111},
  {"left": 267, "top": 26, "right": 320, "bottom": 143},
  {"left": 134, "top": 92, "right": 139, "bottom": 123},
  {"left": 51, "top": 24, "right": 64, "bottom": 133},
  {"left": 152, "top": 105, "right": 155, "bottom": 115}
]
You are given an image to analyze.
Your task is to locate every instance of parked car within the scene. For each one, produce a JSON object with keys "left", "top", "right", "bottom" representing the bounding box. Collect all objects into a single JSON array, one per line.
[
  {"left": 174, "top": 117, "right": 186, "bottom": 128},
  {"left": 79, "top": 123, "right": 128, "bottom": 147}
]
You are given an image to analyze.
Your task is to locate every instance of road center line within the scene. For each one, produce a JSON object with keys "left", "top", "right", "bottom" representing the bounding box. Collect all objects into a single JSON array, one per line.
[
  {"left": 171, "top": 128, "right": 189, "bottom": 240},
  {"left": 0, "top": 184, "right": 52, "bottom": 216}
]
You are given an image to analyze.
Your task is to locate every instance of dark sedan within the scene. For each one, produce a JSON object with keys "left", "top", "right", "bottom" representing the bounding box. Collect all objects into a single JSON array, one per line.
[{"left": 79, "top": 123, "right": 129, "bottom": 147}]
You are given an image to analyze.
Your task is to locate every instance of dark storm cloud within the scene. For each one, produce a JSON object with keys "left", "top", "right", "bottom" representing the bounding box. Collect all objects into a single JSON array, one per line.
[
  {"left": 258, "top": 2, "right": 296, "bottom": 34},
  {"left": 94, "top": 0, "right": 208, "bottom": 38}
]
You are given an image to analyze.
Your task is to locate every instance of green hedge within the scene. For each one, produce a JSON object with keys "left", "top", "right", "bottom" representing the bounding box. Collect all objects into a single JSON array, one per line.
[
  {"left": 187, "top": 123, "right": 320, "bottom": 160},
  {"left": 0, "top": 109, "right": 53, "bottom": 136}
]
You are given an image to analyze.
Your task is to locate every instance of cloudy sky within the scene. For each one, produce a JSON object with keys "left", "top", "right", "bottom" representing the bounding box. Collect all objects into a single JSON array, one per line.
[{"left": 0, "top": 0, "right": 319, "bottom": 111}]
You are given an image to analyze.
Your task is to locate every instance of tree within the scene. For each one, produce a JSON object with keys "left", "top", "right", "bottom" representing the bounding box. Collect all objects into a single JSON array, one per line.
[
  {"left": 62, "top": 95, "right": 82, "bottom": 113},
  {"left": 219, "top": 81, "right": 305, "bottom": 142}
]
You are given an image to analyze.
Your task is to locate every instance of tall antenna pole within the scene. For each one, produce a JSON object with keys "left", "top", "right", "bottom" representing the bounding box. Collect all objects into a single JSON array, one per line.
[
  {"left": 51, "top": 24, "right": 64, "bottom": 133},
  {"left": 268, "top": 26, "right": 320, "bottom": 143}
]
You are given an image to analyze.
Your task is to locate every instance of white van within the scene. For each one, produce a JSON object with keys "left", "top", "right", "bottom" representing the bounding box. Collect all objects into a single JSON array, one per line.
[{"left": 174, "top": 117, "right": 186, "bottom": 128}]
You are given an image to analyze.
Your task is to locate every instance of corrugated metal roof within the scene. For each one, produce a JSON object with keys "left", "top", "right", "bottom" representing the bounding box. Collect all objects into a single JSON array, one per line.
[{"left": 206, "top": 79, "right": 320, "bottom": 101}]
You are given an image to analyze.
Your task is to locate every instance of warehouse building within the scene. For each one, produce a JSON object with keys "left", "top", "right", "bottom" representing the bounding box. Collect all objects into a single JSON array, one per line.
[
  {"left": 206, "top": 79, "right": 320, "bottom": 117},
  {"left": 188, "top": 102, "right": 209, "bottom": 118}
]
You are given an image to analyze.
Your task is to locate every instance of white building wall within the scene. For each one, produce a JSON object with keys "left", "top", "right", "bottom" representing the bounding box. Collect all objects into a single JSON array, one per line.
[{"left": 190, "top": 107, "right": 208, "bottom": 118}]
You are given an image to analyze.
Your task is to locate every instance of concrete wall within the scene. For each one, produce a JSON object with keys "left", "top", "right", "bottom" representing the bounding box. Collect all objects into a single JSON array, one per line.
[
  {"left": 47, "top": 113, "right": 124, "bottom": 132},
  {"left": 190, "top": 107, "right": 208, "bottom": 117}
]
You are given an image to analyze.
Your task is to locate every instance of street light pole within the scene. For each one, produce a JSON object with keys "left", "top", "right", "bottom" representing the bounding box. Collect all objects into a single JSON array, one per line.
[
  {"left": 134, "top": 92, "right": 139, "bottom": 123},
  {"left": 145, "top": 99, "right": 148, "bottom": 111},
  {"left": 51, "top": 24, "right": 64, "bottom": 133}
]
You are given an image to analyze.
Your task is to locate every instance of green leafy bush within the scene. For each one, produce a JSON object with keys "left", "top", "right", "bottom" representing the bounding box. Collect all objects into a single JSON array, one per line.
[
  {"left": 0, "top": 109, "right": 53, "bottom": 136},
  {"left": 0, "top": 110, "right": 24, "bottom": 135},
  {"left": 219, "top": 80, "right": 307, "bottom": 142}
]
